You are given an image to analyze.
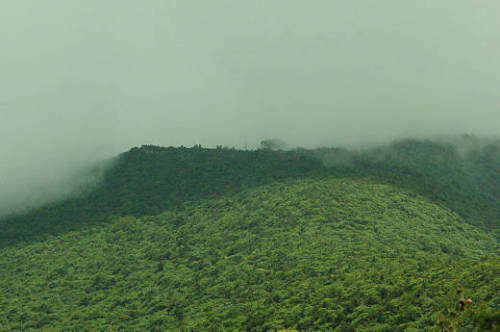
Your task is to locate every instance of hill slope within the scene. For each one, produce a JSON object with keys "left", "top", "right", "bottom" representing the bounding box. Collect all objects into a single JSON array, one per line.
[
  {"left": 0, "top": 178, "right": 497, "bottom": 331},
  {"left": 311, "top": 136, "right": 500, "bottom": 230},
  {"left": 0, "top": 146, "right": 323, "bottom": 248},
  {"left": 1, "top": 136, "right": 498, "bottom": 248}
]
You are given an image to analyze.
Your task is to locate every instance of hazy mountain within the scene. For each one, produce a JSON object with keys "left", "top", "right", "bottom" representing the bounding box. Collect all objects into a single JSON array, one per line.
[{"left": 0, "top": 138, "right": 498, "bottom": 331}]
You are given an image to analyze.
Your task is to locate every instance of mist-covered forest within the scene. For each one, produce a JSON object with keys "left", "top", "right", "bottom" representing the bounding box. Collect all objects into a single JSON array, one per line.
[
  {"left": 0, "top": 136, "right": 498, "bottom": 331},
  {"left": 2, "top": 1, "right": 500, "bottom": 331}
]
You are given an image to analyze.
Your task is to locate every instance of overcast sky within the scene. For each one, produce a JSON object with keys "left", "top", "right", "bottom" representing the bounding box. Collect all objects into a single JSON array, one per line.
[{"left": 1, "top": 0, "right": 499, "bottom": 214}]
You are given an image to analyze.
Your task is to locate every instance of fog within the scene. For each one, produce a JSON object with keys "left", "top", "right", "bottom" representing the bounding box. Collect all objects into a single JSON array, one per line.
[{"left": 1, "top": 0, "right": 499, "bottom": 216}]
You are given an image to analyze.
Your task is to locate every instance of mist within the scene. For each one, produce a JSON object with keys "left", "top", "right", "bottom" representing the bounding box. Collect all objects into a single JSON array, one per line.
[{"left": 1, "top": 0, "right": 499, "bottom": 216}]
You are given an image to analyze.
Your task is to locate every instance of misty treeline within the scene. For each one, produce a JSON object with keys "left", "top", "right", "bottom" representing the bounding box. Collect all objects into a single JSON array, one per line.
[
  {"left": 0, "top": 157, "right": 115, "bottom": 219},
  {"left": 1, "top": 135, "right": 498, "bottom": 248},
  {"left": 310, "top": 135, "right": 500, "bottom": 230},
  {"left": 0, "top": 135, "right": 498, "bottom": 330}
]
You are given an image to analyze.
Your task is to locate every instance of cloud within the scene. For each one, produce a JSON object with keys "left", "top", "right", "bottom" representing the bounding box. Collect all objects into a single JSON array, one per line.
[{"left": 1, "top": 0, "right": 499, "bottom": 215}]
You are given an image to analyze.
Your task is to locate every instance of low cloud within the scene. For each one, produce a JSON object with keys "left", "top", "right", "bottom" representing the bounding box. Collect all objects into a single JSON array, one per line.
[{"left": 1, "top": 0, "right": 499, "bottom": 215}]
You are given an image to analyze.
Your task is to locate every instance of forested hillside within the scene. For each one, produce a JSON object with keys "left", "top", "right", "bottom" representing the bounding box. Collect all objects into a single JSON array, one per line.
[
  {"left": 0, "top": 178, "right": 498, "bottom": 331},
  {"left": 0, "top": 136, "right": 498, "bottom": 331},
  {"left": 311, "top": 136, "right": 500, "bottom": 230},
  {"left": 1, "top": 136, "right": 498, "bottom": 248}
]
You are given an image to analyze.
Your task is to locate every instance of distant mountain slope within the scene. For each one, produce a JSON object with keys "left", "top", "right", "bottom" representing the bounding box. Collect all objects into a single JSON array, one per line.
[
  {"left": 0, "top": 147, "right": 323, "bottom": 247},
  {"left": 311, "top": 136, "right": 500, "bottom": 230},
  {"left": 0, "top": 177, "right": 497, "bottom": 331},
  {"left": 1, "top": 136, "right": 498, "bottom": 248}
]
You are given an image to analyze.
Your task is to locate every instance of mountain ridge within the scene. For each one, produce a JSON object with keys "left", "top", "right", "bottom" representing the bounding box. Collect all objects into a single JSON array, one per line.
[{"left": 1, "top": 137, "right": 498, "bottom": 249}]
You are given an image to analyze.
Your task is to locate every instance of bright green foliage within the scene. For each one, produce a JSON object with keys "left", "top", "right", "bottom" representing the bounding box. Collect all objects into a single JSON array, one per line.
[
  {"left": 0, "top": 178, "right": 498, "bottom": 331},
  {"left": 436, "top": 287, "right": 500, "bottom": 332},
  {"left": 0, "top": 137, "right": 498, "bottom": 330}
]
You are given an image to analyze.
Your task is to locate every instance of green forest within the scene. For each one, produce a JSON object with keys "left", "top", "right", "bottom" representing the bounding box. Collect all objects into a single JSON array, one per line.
[{"left": 0, "top": 136, "right": 499, "bottom": 331}]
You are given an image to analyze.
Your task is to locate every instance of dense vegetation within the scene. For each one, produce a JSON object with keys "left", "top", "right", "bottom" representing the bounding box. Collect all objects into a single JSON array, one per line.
[
  {"left": 0, "top": 145, "right": 323, "bottom": 248},
  {"left": 311, "top": 136, "right": 500, "bottom": 231},
  {"left": 1, "top": 178, "right": 498, "bottom": 331},
  {"left": 1, "top": 136, "right": 498, "bottom": 248},
  {"left": 0, "top": 136, "right": 498, "bottom": 330}
]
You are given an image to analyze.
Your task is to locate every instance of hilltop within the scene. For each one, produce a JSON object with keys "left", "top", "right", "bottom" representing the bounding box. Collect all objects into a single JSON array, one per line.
[
  {"left": 0, "top": 136, "right": 498, "bottom": 331},
  {"left": 1, "top": 136, "right": 498, "bottom": 248}
]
